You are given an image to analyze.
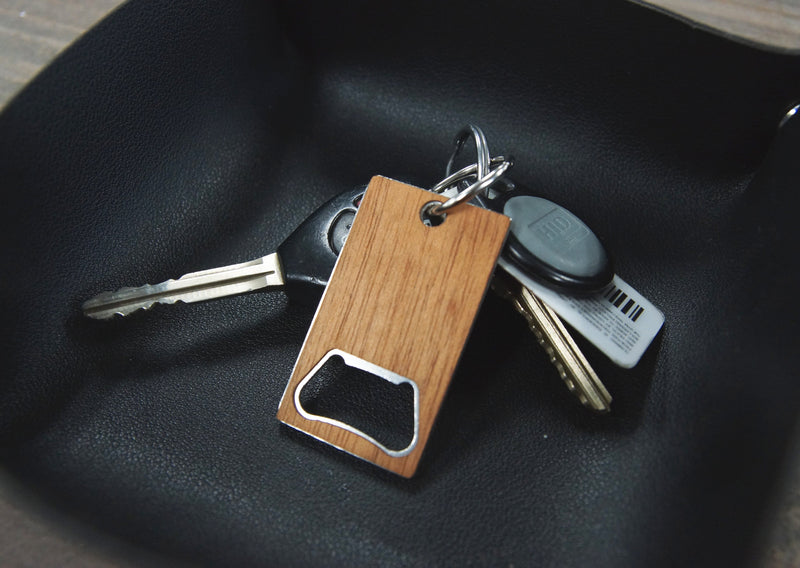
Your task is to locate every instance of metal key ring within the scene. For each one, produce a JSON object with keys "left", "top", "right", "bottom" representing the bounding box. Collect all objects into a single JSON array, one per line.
[
  {"left": 446, "top": 124, "right": 491, "bottom": 181},
  {"left": 430, "top": 156, "right": 511, "bottom": 194},
  {"left": 427, "top": 156, "right": 513, "bottom": 215}
]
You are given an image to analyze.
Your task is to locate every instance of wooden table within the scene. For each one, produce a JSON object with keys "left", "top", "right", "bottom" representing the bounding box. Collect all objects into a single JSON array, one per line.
[{"left": 0, "top": 1, "right": 797, "bottom": 566}]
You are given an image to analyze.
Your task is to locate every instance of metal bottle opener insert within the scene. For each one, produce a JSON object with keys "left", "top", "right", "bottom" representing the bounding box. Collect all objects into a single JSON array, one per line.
[{"left": 293, "top": 349, "right": 421, "bottom": 458}]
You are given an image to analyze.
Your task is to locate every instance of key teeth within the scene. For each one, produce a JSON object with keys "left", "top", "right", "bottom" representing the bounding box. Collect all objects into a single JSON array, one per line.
[
  {"left": 495, "top": 275, "right": 612, "bottom": 413},
  {"left": 85, "top": 297, "right": 187, "bottom": 320},
  {"left": 82, "top": 290, "right": 186, "bottom": 319},
  {"left": 83, "top": 282, "right": 162, "bottom": 306}
]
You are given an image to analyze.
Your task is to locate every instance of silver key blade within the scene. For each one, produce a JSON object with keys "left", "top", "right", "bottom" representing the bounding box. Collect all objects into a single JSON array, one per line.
[
  {"left": 493, "top": 272, "right": 612, "bottom": 412},
  {"left": 82, "top": 253, "right": 285, "bottom": 320}
]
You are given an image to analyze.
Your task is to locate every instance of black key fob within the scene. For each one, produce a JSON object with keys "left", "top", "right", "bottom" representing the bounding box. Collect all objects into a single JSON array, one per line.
[
  {"left": 277, "top": 186, "right": 365, "bottom": 304},
  {"left": 478, "top": 184, "right": 613, "bottom": 293}
]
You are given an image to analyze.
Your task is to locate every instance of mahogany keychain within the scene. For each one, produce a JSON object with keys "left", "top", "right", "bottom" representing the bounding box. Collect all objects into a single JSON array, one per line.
[{"left": 277, "top": 171, "right": 510, "bottom": 477}]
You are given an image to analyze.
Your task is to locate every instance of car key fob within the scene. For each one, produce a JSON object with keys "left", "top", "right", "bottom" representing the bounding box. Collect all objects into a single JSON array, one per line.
[{"left": 276, "top": 185, "right": 364, "bottom": 304}]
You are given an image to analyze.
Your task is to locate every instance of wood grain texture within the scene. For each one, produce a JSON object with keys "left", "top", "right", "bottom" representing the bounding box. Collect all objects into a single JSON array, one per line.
[{"left": 277, "top": 176, "right": 509, "bottom": 477}]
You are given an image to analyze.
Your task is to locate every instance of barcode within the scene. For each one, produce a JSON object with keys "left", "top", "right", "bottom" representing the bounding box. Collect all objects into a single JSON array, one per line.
[{"left": 603, "top": 284, "right": 645, "bottom": 322}]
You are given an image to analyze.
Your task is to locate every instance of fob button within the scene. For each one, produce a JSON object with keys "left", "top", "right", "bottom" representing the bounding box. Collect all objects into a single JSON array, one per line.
[
  {"left": 329, "top": 209, "right": 356, "bottom": 255},
  {"left": 504, "top": 196, "right": 609, "bottom": 279}
]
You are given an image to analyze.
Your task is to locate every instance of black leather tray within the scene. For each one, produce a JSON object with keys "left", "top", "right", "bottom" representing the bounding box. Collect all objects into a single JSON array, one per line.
[{"left": 1, "top": 1, "right": 798, "bottom": 566}]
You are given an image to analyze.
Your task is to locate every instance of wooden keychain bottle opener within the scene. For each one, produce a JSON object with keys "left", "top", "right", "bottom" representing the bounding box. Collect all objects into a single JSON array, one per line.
[{"left": 277, "top": 127, "right": 512, "bottom": 477}]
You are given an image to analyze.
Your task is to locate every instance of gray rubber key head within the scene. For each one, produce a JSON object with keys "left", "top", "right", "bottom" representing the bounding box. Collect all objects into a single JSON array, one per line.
[{"left": 502, "top": 195, "right": 613, "bottom": 292}]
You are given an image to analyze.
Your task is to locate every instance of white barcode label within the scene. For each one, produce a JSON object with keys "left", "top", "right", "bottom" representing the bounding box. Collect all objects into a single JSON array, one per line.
[{"left": 499, "top": 259, "right": 665, "bottom": 368}]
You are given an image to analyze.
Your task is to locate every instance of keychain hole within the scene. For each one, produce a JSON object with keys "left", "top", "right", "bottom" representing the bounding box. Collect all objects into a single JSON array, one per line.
[{"left": 420, "top": 201, "right": 446, "bottom": 227}]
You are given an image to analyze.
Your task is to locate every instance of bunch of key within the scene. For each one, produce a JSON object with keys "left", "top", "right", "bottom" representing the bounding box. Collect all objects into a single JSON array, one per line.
[{"left": 83, "top": 125, "right": 622, "bottom": 476}]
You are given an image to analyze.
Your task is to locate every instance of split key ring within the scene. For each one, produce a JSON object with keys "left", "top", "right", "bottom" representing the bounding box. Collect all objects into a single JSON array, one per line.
[{"left": 427, "top": 125, "right": 513, "bottom": 216}]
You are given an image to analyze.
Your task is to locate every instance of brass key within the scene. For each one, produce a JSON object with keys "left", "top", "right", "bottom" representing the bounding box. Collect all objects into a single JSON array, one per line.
[{"left": 493, "top": 270, "right": 612, "bottom": 412}]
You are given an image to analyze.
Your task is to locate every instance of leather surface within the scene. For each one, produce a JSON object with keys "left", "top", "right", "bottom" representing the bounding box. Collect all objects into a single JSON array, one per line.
[{"left": 1, "top": 1, "right": 799, "bottom": 566}]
